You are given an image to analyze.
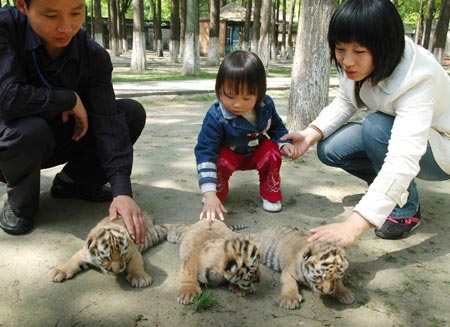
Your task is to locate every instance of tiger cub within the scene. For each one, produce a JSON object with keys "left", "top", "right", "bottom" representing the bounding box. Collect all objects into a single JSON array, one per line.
[
  {"left": 256, "top": 226, "right": 354, "bottom": 309},
  {"left": 51, "top": 214, "right": 167, "bottom": 288},
  {"left": 163, "top": 220, "right": 260, "bottom": 304}
]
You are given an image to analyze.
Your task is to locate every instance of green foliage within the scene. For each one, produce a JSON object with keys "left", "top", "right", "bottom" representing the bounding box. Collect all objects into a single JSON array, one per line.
[{"left": 192, "top": 289, "right": 219, "bottom": 311}]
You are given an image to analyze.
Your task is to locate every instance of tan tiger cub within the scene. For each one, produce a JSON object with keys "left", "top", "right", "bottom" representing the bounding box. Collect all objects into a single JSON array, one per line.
[
  {"left": 163, "top": 220, "right": 260, "bottom": 304},
  {"left": 256, "top": 226, "right": 354, "bottom": 309},
  {"left": 51, "top": 214, "right": 167, "bottom": 287}
]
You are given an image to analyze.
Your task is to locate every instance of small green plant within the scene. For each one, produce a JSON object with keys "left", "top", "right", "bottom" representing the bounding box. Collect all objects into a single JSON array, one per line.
[
  {"left": 133, "top": 313, "right": 145, "bottom": 322},
  {"left": 384, "top": 253, "right": 398, "bottom": 263},
  {"left": 192, "top": 289, "right": 219, "bottom": 311},
  {"left": 374, "top": 288, "right": 389, "bottom": 297}
]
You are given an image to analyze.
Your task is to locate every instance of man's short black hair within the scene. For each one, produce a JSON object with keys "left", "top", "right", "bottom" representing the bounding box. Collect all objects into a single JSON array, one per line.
[{"left": 328, "top": 0, "right": 405, "bottom": 84}]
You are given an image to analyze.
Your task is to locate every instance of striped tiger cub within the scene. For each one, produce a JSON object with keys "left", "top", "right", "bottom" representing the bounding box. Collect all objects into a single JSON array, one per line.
[
  {"left": 163, "top": 220, "right": 260, "bottom": 304},
  {"left": 256, "top": 226, "right": 355, "bottom": 309},
  {"left": 51, "top": 214, "right": 167, "bottom": 288}
]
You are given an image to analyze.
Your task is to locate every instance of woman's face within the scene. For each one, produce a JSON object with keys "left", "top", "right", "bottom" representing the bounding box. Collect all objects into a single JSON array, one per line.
[{"left": 335, "top": 42, "right": 375, "bottom": 82}]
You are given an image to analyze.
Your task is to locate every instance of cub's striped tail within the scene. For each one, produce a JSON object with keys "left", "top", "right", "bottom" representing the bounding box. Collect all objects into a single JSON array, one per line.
[{"left": 137, "top": 224, "right": 169, "bottom": 252}]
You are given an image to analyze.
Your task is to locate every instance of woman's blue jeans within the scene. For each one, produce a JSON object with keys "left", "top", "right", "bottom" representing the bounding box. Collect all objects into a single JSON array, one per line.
[{"left": 316, "top": 112, "right": 450, "bottom": 219}]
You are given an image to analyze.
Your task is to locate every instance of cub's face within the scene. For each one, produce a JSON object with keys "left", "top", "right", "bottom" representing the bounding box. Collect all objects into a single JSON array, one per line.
[
  {"left": 86, "top": 226, "right": 130, "bottom": 274},
  {"left": 223, "top": 237, "right": 261, "bottom": 290},
  {"left": 301, "top": 243, "right": 348, "bottom": 295}
]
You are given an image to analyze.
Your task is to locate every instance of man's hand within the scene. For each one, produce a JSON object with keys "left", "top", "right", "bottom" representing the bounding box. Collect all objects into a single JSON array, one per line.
[
  {"left": 61, "top": 92, "right": 88, "bottom": 141},
  {"left": 109, "top": 195, "right": 148, "bottom": 244},
  {"left": 199, "top": 191, "right": 227, "bottom": 221}
]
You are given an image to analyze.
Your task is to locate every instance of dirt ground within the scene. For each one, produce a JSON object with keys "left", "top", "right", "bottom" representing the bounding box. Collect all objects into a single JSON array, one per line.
[{"left": 1, "top": 94, "right": 450, "bottom": 327}]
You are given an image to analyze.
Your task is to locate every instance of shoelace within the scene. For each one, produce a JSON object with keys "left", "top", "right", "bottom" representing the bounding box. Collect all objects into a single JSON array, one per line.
[{"left": 386, "top": 216, "right": 420, "bottom": 225}]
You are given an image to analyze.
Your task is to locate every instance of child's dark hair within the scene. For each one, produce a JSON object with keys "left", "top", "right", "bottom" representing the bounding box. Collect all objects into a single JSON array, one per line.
[
  {"left": 215, "top": 51, "right": 267, "bottom": 104},
  {"left": 328, "top": 0, "right": 405, "bottom": 84}
]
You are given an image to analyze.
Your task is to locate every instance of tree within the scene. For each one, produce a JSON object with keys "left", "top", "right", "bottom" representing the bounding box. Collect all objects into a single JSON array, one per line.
[
  {"left": 286, "top": 0, "right": 296, "bottom": 59},
  {"left": 155, "top": 0, "right": 163, "bottom": 56},
  {"left": 108, "top": 0, "right": 121, "bottom": 56},
  {"left": 206, "top": 0, "right": 220, "bottom": 66},
  {"left": 180, "top": 0, "right": 187, "bottom": 57},
  {"left": 280, "top": 0, "right": 287, "bottom": 58},
  {"left": 270, "top": 0, "right": 278, "bottom": 60},
  {"left": 259, "top": 0, "right": 272, "bottom": 71},
  {"left": 415, "top": 0, "right": 425, "bottom": 44},
  {"left": 242, "top": 0, "right": 252, "bottom": 51},
  {"left": 287, "top": 0, "right": 336, "bottom": 131},
  {"left": 93, "top": 0, "right": 104, "bottom": 47},
  {"left": 118, "top": 0, "right": 132, "bottom": 52},
  {"left": 252, "top": 0, "right": 262, "bottom": 54},
  {"left": 169, "top": 0, "right": 181, "bottom": 62},
  {"left": 422, "top": 0, "right": 435, "bottom": 49},
  {"left": 183, "top": 0, "right": 200, "bottom": 75},
  {"left": 432, "top": 0, "right": 450, "bottom": 62},
  {"left": 131, "top": 0, "right": 147, "bottom": 71}
]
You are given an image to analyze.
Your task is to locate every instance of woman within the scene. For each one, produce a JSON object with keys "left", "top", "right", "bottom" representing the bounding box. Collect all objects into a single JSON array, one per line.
[{"left": 282, "top": 0, "right": 450, "bottom": 246}]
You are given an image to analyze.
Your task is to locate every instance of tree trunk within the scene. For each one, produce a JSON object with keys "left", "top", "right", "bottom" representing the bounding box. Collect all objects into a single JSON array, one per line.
[
  {"left": 183, "top": 0, "right": 200, "bottom": 75},
  {"left": 170, "top": 0, "right": 181, "bottom": 63},
  {"left": 432, "top": 0, "right": 450, "bottom": 62},
  {"left": 287, "top": 0, "right": 335, "bottom": 131},
  {"left": 280, "top": 0, "right": 286, "bottom": 58},
  {"left": 270, "top": 0, "right": 278, "bottom": 60},
  {"left": 259, "top": 0, "right": 271, "bottom": 71},
  {"left": 252, "top": 0, "right": 262, "bottom": 54},
  {"left": 242, "top": 0, "right": 252, "bottom": 51},
  {"left": 286, "top": 0, "right": 295, "bottom": 59},
  {"left": 130, "top": 0, "right": 147, "bottom": 71},
  {"left": 207, "top": 0, "right": 220, "bottom": 66},
  {"left": 155, "top": 0, "right": 163, "bottom": 56},
  {"left": 109, "top": 0, "right": 121, "bottom": 56},
  {"left": 415, "top": 0, "right": 425, "bottom": 44},
  {"left": 180, "top": 0, "right": 187, "bottom": 57},
  {"left": 94, "top": 0, "right": 104, "bottom": 47},
  {"left": 422, "top": 0, "right": 435, "bottom": 49}
]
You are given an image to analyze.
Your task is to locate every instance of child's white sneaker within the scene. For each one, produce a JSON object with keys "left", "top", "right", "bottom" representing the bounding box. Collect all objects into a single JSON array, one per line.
[{"left": 262, "top": 198, "right": 282, "bottom": 212}]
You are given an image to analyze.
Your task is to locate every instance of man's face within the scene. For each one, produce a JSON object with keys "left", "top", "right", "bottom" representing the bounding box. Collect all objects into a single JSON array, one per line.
[{"left": 17, "top": 0, "right": 85, "bottom": 58}]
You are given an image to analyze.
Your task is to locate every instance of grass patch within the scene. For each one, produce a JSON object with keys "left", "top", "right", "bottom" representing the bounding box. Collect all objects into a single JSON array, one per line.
[
  {"left": 112, "top": 70, "right": 217, "bottom": 82},
  {"left": 192, "top": 289, "right": 219, "bottom": 311}
]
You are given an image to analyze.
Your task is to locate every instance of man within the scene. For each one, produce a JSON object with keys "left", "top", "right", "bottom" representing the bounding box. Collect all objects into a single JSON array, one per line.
[{"left": 0, "top": 0, "right": 148, "bottom": 242}]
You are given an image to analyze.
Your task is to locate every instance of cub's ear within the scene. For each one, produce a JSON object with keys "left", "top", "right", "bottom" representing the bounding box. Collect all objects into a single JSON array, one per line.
[
  {"left": 86, "top": 237, "right": 94, "bottom": 249},
  {"left": 303, "top": 248, "right": 313, "bottom": 261},
  {"left": 225, "top": 259, "right": 238, "bottom": 273}
]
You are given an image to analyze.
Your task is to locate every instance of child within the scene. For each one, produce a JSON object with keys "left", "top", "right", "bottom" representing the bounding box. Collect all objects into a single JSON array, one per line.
[{"left": 195, "top": 50, "right": 298, "bottom": 221}]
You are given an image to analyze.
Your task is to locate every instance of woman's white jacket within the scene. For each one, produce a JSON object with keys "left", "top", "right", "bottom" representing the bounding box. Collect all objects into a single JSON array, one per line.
[{"left": 311, "top": 37, "right": 450, "bottom": 228}]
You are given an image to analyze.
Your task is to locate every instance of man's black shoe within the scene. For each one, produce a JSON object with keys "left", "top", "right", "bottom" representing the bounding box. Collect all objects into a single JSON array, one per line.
[
  {"left": 0, "top": 200, "right": 33, "bottom": 235},
  {"left": 50, "top": 173, "right": 113, "bottom": 202}
]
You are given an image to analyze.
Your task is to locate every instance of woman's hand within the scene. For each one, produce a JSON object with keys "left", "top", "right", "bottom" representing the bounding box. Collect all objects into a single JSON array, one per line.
[
  {"left": 280, "top": 126, "right": 323, "bottom": 160},
  {"left": 307, "top": 212, "right": 373, "bottom": 247}
]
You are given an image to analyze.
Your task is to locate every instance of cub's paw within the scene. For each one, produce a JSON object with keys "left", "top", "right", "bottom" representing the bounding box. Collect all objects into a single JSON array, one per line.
[
  {"left": 177, "top": 286, "right": 202, "bottom": 304},
  {"left": 278, "top": 293, "right": 302, "bottom": 310},
  {"left": 229, "top": 283, "right": 256, "bottom": 296},
  {"left": 335, "top": 287, "right": 355, "bottom": 304},
  {"left": 50, "top": 268, "right": 74, "bottom": 283},
  {"left": 126, "top": 272, "right": 152, "bottom": 288}
]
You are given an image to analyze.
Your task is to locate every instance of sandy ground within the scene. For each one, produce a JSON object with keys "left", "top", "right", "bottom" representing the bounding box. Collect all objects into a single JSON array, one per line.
[{"left": 1, "top": 96, "right": 450, "bottom": 327}]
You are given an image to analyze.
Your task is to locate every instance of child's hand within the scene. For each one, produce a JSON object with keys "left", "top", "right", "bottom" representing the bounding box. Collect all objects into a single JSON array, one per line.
[
  {"left": 280, "top": 144, "right": 300, "bottom": 159},
  {"left": 200, "top": 191, "right": 228, "bottom": 221}
]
